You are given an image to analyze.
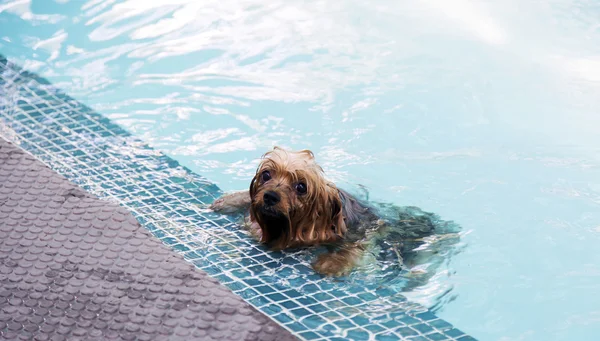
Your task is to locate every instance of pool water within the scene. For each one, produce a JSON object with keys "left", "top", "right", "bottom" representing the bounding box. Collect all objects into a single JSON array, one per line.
[{"left": 2, "top": 1, "right": 600, "bottom": 340}]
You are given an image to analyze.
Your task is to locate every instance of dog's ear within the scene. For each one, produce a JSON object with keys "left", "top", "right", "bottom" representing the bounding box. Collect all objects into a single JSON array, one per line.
[
  {"left": 327, "top": 186, "right": 347, "bottom": 238},
  {"left": 249, "top": 171, "right": 259, "bottom": 198}
]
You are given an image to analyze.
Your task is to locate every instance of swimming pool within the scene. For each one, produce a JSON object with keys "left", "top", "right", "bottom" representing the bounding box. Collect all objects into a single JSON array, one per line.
[{"left": 1, "top": 1, "right": 600, "bottom": 340}]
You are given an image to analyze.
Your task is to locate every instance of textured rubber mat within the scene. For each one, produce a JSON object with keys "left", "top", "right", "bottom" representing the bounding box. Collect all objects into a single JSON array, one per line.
[{"left": 0, "top": 138, "right": 298, "bottom": 341}]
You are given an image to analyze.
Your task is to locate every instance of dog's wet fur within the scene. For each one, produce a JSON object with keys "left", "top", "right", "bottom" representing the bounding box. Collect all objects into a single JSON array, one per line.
[{"left": 210, "top": 147, "right": 461, "bottom": 280}]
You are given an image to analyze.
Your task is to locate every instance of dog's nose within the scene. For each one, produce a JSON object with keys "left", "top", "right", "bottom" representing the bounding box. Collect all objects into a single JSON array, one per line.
[{"left": 263, "top": 191, "right": 280, "bottom": 206}]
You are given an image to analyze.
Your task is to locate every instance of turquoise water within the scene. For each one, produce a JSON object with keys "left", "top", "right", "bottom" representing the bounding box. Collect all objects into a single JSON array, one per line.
[{"left": 2, "top": 1, "right": 600, "bottom": 340}]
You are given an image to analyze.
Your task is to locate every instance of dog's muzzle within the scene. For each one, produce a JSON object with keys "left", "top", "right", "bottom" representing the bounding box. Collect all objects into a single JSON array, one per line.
[{"left": 263, "top": 191, "right": 280, "bottom": 207}]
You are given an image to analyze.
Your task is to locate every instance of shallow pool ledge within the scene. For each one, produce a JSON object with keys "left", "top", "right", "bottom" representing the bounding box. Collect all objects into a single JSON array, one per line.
[{"left": 0, "top": 54, "right": 477, "bottom": 341}]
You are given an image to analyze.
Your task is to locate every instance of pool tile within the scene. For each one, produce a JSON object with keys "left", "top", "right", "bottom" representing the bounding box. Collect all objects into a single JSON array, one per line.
[
  {"left": 457, "top": 336, "right": 478, "bottom": 341},
  {"left": 375, "top": 333, "right": 401, "bottom": 341},
  {"left": 406, "top": 336, "right": 430, "bottom": 341},
  {"left": 430, "top": 319, "right": 454, "bottom": 331},
  {"left": 395, "top": 327, "right": 418, "bottom": 337},
  {"left": 426, "top": 332, "right": 450, "bottom": 341},
  {"left": 444, "top": 328, "right": 466, "bottom": 338}
]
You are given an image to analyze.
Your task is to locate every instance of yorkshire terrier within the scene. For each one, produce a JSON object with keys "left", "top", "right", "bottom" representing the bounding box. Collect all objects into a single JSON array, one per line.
[{"left": 210, "top": 147, "right": 460, "bottom": 277}]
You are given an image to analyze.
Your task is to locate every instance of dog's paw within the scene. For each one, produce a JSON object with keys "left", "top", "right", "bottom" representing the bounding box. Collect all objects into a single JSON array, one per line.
[
  {"left": 209, "top": 198, "right": 227, "bottom": 212},
  {"left": 209, "top": 191, "right": 251, "bottom": 214},
  {"left": 312, "top": 252, "right": 352, "bottom": 277}
]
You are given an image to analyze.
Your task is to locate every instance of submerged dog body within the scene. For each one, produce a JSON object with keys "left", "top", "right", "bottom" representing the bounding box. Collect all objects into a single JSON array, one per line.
[{"left": 210, "top": 147, "right": 456, "bottom": 277}]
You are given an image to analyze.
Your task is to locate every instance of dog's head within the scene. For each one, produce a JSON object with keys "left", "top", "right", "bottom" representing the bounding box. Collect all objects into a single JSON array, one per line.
[{"left": 249, "top": 147, "right": 346, "bottom": 250}]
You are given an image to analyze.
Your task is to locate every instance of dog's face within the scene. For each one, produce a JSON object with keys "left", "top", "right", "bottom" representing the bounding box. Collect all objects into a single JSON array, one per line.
[{"left": 249, "top": 147, "right": 346, "bottom": 250}]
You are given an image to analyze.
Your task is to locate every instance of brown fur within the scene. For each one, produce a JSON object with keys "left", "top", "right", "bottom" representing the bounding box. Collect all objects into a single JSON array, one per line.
[
  {"left": 248, "top": 148, "right": 346, "bottom": 250},
  {"left": 313, "top": 243, "right": 365, "bottom": 277},
  {"left": 210, "top": 147, "right": 365, "bottom": 276},
  {"left": 211, "top": 147, "right": 461, "bottom": 281}
]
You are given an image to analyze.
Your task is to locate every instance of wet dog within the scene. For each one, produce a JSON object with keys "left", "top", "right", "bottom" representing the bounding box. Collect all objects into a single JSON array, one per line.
[{"left": 210, "top": 147, "right": 460, "bottom": 277}]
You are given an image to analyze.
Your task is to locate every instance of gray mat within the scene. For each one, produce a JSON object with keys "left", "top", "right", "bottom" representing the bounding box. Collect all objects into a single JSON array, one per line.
[{"left": 0, "top": 137, "right": 298, "bottom": 341}]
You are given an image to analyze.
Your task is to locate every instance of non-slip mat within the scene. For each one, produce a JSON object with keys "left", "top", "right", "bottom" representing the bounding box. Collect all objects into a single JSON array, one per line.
[{"left": 0, "top": 138, "right": 298, "bottom": 341}]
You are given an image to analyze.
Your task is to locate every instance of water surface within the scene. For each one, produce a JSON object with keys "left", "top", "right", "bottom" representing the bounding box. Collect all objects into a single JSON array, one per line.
[{"left": 1, "top": 1, "right": 600, "bottom": 340}]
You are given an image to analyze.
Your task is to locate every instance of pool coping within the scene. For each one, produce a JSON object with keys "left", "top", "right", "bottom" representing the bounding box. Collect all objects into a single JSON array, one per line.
[{"left": 0, "top": 54, "right": 477, "bottom": 341}]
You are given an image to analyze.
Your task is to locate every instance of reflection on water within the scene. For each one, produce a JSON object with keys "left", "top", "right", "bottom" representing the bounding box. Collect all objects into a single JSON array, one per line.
[{"left": 2, "top": 1, "right": 600, "bottom": 340}]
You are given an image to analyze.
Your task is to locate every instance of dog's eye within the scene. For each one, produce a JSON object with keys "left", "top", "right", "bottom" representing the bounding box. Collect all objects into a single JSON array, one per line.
[
  {"left": 295, "top": 182, "right": 307, "bottom": 194},
  {"left": 261, "top": 170, "right": 271, "bottom": 182}
]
